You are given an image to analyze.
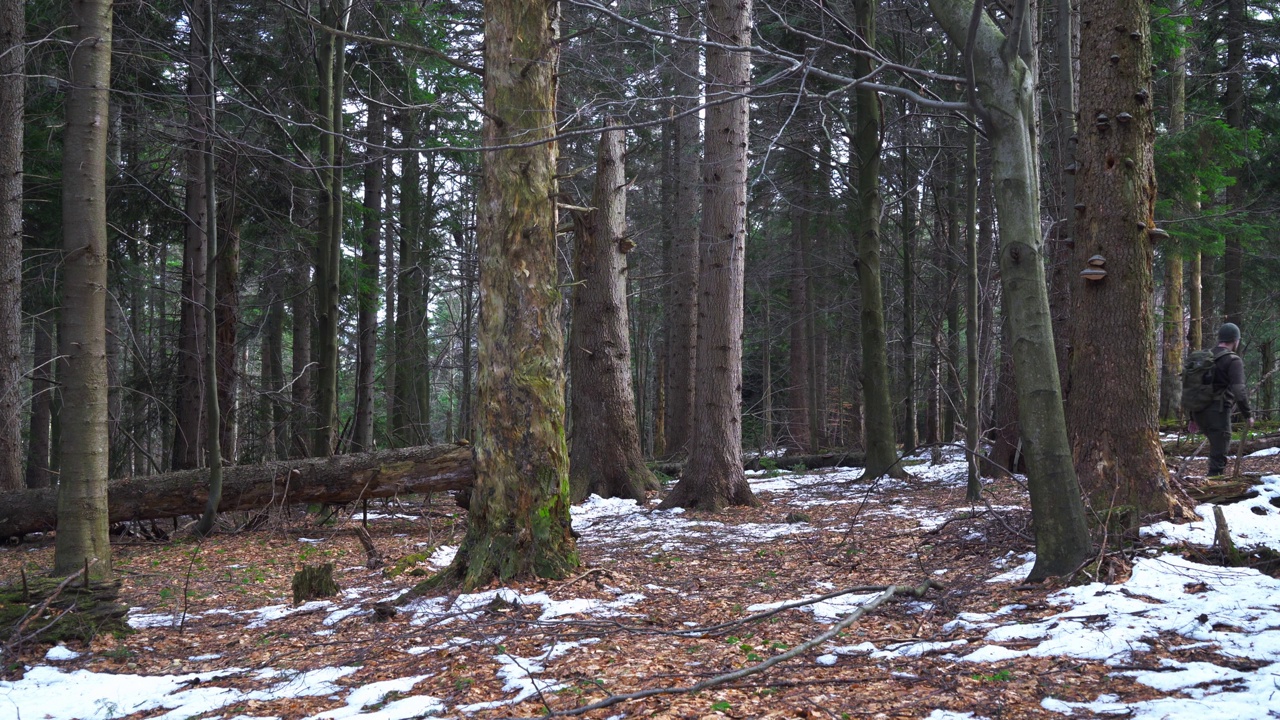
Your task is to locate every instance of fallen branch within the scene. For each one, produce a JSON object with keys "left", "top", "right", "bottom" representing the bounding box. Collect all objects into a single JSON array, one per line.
[{"left": 520, "top": 580, "right": 938, "bottom": 718}]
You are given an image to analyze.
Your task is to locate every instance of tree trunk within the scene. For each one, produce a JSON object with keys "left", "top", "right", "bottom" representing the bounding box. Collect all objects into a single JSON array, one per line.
[
  {"left": 173, "top": 0, "right": 210, "bottom": 471},
  {"left": 289, "top": 258, "right": 313, "bottom": 459},
  {"left": 1066, "top": 0, "right": 1181, "bottom": 522},
  {"left": 1221, "top": 0, "right": 1245, "bottom": 326},
  {"left": 1262, "top": 340, "right": 1274, "bottom": 422},
  {"left": 787, "top": 208, "right": 812, "bottom": 453},
  {"left": 964, "top": 124, "right": 982, "bottom": 501},
  {"left": 54, "top": 0, "right": 114, "bottom": 579},
  {"left": 568, "top": 122, "right": 658, "bottom": 503},
  {"left": 0, "top": 0, "right": 22, "bottom": 492},
  {"left": 313, "top": 0, "right": 351, "bottom": 458},
  {"left": 262, "top": 282, "right": 286, "bottom": 461},
  {"left": 437, "top": 0, "right": 578, "bottom": 589},
  {"left": 196, "top": 16, "right": 223, "bottom": 538},
  {"left": 0, "top": 444, "right": 475, "bottom": 538},
  {"left": 658, "top": 0, "right": 759, "bottom": 511},
  {"left": 900, "top": 140, "right": 918, "bottom": 455},
  {"left": 353, "top": 100, "right": 383, "bottom": 454},
  {"left": 661, "top": 4, "right": 701, "bottom": 461},
  {"left": 1047, "top": 0, "right": 1077, "bottom": 392},
  {"left": 26, "top": 312, "right": 54, "bottom": 488},
  {"left": 929, "top": 0, "right": 1092, "bottom": 579},
  {"left": 216, "top": 207, "right": 240, "bottom": 462},
  {"left": 853, "top": 0, "right": 903, "bottom": 481}
]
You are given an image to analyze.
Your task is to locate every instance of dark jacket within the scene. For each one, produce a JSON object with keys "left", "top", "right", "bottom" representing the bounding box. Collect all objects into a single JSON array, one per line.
[{"left": 1212, "top": 346, "right": 1252, "bottom": 420}]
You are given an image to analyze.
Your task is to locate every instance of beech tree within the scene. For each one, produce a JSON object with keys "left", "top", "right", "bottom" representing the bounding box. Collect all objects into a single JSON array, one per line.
[{"left": 928, "top": 0, "right": 1092, "bottom": 578}]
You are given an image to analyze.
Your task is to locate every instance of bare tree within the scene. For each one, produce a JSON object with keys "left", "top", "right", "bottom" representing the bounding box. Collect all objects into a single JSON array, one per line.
[{"left": 0, "top": 0, "right": 22, "bottom": 491}]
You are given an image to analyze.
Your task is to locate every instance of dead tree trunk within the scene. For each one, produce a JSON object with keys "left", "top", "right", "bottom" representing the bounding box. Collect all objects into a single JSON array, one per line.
[{"left": 0, "top": 444, "right": 474, "bottom": 538}]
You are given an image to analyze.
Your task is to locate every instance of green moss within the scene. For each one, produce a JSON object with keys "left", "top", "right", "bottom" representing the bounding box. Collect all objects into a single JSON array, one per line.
[{"left": 385, "top": 550, "right": 434, "bottom": 579}]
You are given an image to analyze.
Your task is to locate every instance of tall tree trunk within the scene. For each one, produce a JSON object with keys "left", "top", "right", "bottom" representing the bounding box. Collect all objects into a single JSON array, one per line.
[
  {"left": 1221, "top": 0, "right": 1245, "bottom": 326},
  {"left": 1066, "top": 0, "right": 1180, "bottom": 522},
  {"left": 392, "top": 118, "right": 420, "bottom": 447},
  {"left": 55, "top": 0, "right": 113, "bottom": 579},
  {"left": 661, "top": 4, "right": 701, "bottom": 461},
  {"left": 314, "top": 0, "right": 351, "bottom": 458},
  {"left": 382, "top": 152, "right": 398, "bottom": 446},
  {"left": 438, "top": 0, "right": 577, "bottom": 589},
  {"left": 0, "top": 0, "right": 22, "bottom": 491},
  {"left": 659, "top": 0, "right": 758, "bottom": 511},
  {"left": 568, "top": 122, "right": 657, "bottom": 502},
  {"left": 964, "top": 124, "right": 982, "bottom": 501},
  {"left": 261, "top": 282, "right": 286, "bottom": 461},
  {"left": 900, "top": 142, "right": 918, "bottom": 455},
  {"left": 172, "top": 0, "right": 210, "bottom": 471},
  {"left": 196, "top": 5, "right": 222, "bottom": 537},
  {"left": 216, "top": 206, "right": 240, "bottom": 462},
  {"left": 1048, "top": 0, "right": 1077, "bottom": 390},
  {"left": 787, "top": 209, "right": 812, "bottom": 453},
  {"left": 289, "top": 258, "right": 313, "bottom": 459},
  {"left": 929, "top": 0, "right": 1092, "bottom": 579},
  {"left": 27, "top": 312, "right": 54, "bottom": 488},
  {"left": 1162, "top": 4, "right": 1192, "bottom": 413},
  {"left": 943, "top": 178, "right": 961, "bottom": 443},
  {"left": 1200, "top": 253, "right": 1216, "bottom": 344},
  {"left": 853, "top": 0, "right": 903, "bottom": 480},
  {"left": 353, "top": 101, "right": 383, "bottom": 453}
]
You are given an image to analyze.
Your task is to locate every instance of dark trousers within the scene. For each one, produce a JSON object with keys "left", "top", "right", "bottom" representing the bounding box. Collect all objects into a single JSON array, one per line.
[{"left": 1195, "top": 403, "right": 1233, "bottom": 477}]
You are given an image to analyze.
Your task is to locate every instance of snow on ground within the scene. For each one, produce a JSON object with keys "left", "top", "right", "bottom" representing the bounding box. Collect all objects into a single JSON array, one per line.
[
  {"left": 5, "top": 454, "right": 1280, "bottom": 720},
  {"left": 1143, "top": 473, "right": 1280, "bottom": 549}
]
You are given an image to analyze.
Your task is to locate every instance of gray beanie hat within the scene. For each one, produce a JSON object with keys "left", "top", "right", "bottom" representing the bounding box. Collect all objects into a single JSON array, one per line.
[{"left": 1218, "top": 322, "right": 1241, "bottom": 344}]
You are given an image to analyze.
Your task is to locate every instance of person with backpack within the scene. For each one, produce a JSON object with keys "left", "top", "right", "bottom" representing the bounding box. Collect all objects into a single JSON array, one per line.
[{"left": 1187, "top": 322, "right": 1254, "bottom": 477}]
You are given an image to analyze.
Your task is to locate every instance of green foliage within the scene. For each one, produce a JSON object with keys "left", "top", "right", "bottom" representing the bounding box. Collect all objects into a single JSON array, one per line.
[{"left": 971, "top": 669, "right": 1013, "bottom": 683}]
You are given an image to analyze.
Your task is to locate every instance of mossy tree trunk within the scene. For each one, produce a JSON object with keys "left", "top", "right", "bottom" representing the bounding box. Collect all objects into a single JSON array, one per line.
[
  {"left": 929, "top": 0, "right": 1092, "bottom": 579},
  {"left": 438, "top": 0, "right": 577, "bottom": 588},
  {"left": 658, "top": 0, "right": 759, "bottom": 512},
  {"left": 1066, "top": 0, "right": 1182, "bottom": 523},
  {"left": 852, "top": 0, "right": 904, "bottom": 481},
  {"left": 54, "top": 0, "right": 114, "bottom": 579},
  {"left": 569, "top": 122, "right": 658, "bottom": 503}
]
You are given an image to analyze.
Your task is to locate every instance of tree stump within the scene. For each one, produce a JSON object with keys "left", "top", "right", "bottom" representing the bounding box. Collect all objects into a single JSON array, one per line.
[{"left": 291, "top": 563, "right": 339, "bottom": 605}]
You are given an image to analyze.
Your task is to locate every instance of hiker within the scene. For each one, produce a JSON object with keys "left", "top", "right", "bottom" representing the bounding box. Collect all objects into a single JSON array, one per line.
[{"left": 1191, "top": 323, "right": 1254, "bottom": 477}]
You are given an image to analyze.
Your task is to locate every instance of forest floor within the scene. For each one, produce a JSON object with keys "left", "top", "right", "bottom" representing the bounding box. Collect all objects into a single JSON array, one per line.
[{"left": 3, "top": 445, "right": 1280, "bottom": 720}]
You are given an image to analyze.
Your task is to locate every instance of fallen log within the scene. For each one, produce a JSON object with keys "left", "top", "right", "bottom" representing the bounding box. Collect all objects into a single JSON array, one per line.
[
  {"left": 1164, "top": 431, "right": 1280, "bottom": 457},
  {"left": 0, "top": 444, "right": 474, "bottom": 538},
  {"left": 649, "top": 450, "right": 867, "bottom": 479}
]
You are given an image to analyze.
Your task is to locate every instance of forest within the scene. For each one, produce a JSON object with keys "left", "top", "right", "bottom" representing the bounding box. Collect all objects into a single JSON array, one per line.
[{"left": 2, "top": 0, "right": 1280, "bottom": 717}]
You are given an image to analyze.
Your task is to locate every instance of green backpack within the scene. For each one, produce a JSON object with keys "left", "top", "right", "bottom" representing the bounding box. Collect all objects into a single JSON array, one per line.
[{"left": 1181, "top": 350, "right": 1232, "bottom": 413}]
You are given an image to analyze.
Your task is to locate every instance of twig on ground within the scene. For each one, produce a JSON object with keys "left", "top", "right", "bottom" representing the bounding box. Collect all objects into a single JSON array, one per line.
[{"left": 515, "top": 580, "right": 939, "bottom": 719}]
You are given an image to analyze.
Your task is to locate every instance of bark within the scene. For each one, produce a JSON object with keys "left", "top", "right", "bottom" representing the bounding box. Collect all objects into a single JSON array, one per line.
[
  {"left": 437, "top": 0, "right": 578, "bottom": 589},
  {"left": 1066, "top": 0, "right": 1180, "bottom": 522},
  {"left": 1262, "top": 340, "right": 1274, "bottom": 422},
  {"left": 173, "top": 0, "right": 210, "bottom": 471},
  {"left": 568, "top": 123, "right": 658, "bottom": 503},
  {"left": 661, "top": 4, "right": 701, "bottom": 461},
  {"left": 658, "top": 0, "right": 759, "bottom": 511},
  {"left": 1159, "top": 257, "right": 1184, "bottom": 419},
  {"left": 0, "top": 0, "right": 22, "bottom": 492},
  {"left": 900, "top": 141, "right": 918, "bottom": 455},
  {"left": 353, "top": 100, "right": 383, "bottom": 454},
  {"left": 0, "top": 445, "right": 475, "bottom": 538},
  {"left": 1162, "top": 8, "right": 1192, "bottom": 417},
  {"left": 289, "top": 259, "right": 314, "bottom": 459},
  {"left": 787, "top": 208, "right": 812, "bottom": 453},
  {"left": 964, "top": 124, "right": 982, "bottom": 501},
  {"left": 26, "top": 313, "right": 55, "bottom": 488},
  {"left": 853, "top": 0, "right": 903, "bottom": 481},
  {"left": 55, "top": 0, "right": 114, "bottom": 578},
  {"left": 216, "top": 208, "right": 240, "bottom": 462},
  {"left": 1047, "top": 0, "right": 1077, "bottom": 391},
  {"left": 929, "top": 0, "right": 1092, "bottom": 578},
  {"left": 1221, "top": 0, "right": 1245, "bottom": 326},
  {"left": 314, "top": 0, "right": 352, "bottom": 457},
  {"left": 261, "top": 282, "right": 286, "bottom": 461},
  {"left": 1200, "top": 253, "right": 1216, "bottom": 345},
  {"left": 196, "top": 17, "right": 222, "bottom": 538}
]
